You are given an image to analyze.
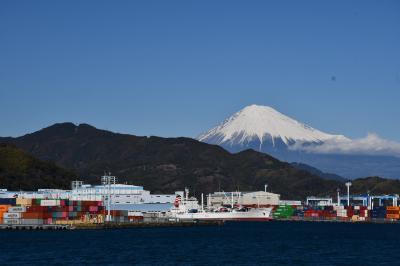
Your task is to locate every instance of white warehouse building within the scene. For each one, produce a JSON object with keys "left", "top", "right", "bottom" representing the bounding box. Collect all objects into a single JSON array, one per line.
[{"left": 207, "top": 191, "right": 280, "bottom": 207}]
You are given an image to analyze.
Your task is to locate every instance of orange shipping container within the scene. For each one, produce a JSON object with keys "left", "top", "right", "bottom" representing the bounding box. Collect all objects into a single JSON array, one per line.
[
  {"left": 386, "top": 206, "right": 400, "bottom": 211},
  {"left": 22, "top": 212, "right": 45, "bottom": 219},
  {"left": 386, "top": 214, "right": 400, "bottom": 219},
  {"left": 0, "top": 205, "right": 11, "bottom": 212}
]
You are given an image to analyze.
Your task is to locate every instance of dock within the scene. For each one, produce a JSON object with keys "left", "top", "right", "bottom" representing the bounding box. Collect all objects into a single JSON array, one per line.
[
  {"left": 0, "top": 220, "right": 223, "bottom": 230},
  {"left": 273, "top": 217, "right": 400, "bottom": 224},
  {"left": 74, "top": 220, "right": 223, "bottom": 229},
  {"left": 0, "top": 224, "right": 73, "bottom": 230}
]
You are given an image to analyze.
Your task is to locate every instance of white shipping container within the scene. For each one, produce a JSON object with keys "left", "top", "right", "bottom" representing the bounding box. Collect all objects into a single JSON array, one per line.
[
  {"left": 3, "top": 219, "right": 21, "bottom": 225},
  {"left": 279, "top": 200, "right": 302, "bottom": 206},
  {"left": 21, "top": 219, "right": 44, "bottom": 225},
  {"left": 40, "top": 200, "right": 60, "bottom": 206},
  {"left": 8, "top": 206, "right": 26, "bottom": 213},
  {"left": 336, "top": 210, "right": 347, "bottom": 217},
  {"left": 128, "top": 211, "right": 144, "bottom": 217},
  {"left": 3, "top": 212, "right": 22, "bottom": 219}
]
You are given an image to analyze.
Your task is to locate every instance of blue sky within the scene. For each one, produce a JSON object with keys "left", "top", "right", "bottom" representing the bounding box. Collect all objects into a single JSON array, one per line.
[{"left": 1, "top": 0, "right": 399, "bottom": 141}]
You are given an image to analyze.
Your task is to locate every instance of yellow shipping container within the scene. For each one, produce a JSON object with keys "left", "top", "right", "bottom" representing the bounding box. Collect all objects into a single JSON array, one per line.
[{"left": 16, "top": 198, "right": 32, "bottom": 206}]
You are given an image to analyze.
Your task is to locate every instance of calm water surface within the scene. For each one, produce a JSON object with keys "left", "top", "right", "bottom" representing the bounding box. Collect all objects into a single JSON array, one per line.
[{"left": 1, "top": 221, "right": 400, "bottom": 265}]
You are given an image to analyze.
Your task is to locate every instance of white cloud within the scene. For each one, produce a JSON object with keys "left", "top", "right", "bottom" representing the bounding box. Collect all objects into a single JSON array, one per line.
[{"left": 290, "top": 133, "right": 400, "bottom": 157}]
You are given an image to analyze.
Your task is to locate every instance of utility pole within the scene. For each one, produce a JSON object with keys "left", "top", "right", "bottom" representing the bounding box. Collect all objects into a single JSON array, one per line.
[{"left": 201, "top": 193, "right": 204, "bottom": 212}]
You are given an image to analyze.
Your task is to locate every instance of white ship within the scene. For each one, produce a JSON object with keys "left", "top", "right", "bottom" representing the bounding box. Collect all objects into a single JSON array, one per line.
[{"left": 169, "top": 189, "right": 273, "bottom": 221}]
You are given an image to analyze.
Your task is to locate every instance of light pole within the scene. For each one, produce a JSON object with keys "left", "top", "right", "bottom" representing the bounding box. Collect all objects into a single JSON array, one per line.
[
  {"left": 345, "top": 182, "right": 352, "bottom": 207},
  {"left": 101, "top": 174, "right": 116, "bottom": 222},
  {"left": 337, "top": 188, "right": 340, "bottom": 206}
]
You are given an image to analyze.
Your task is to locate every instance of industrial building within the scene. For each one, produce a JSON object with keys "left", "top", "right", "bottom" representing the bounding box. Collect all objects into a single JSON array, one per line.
[{"left": 207, "top": 191, "right": 280, "bottom": 207}]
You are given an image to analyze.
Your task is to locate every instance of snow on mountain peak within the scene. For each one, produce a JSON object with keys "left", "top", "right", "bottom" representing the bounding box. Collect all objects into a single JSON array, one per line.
[{"left": 198, "top": 104, "right": 347, "bottom": 147}]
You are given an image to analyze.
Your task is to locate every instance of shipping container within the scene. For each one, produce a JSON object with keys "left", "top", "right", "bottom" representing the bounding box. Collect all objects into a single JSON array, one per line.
[
  {"left": 0, "top": 205, "right": 11, "bottom": 212},
  {"left": 8, "top": 206, "right": 26, "bottom": 213},
  {"left": 22, "top": 212, "right": 44, "bottom": 219},
  {"left": 0, "top": 198, "right": 16, "bottom": 205},
  {"left": 3, "top": 218, "right": 21, "bottom": 225},
  {"left": 3, "top": 212, "right": 22, "bottom": 219},
  {"left": 386, "top": 214, "right": 400, "bottom": 219},
  {"left": 128, "top": 211, "right": 144, "bottom": 217},
  {"left": 21, "top": 219, "right": 44, "bottom": 225},
  {"left": 16, "top": 198, "right": 32, "bottom": 206},
  {"left": 40, "top": 200, "right": 60, "bottom": 206}
]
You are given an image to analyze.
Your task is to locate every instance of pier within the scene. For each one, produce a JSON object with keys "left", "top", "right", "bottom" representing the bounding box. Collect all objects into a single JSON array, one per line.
[
  {"left": 0, "top": 220, "right": 223, "bottom": 230},
  {"left": 0, "top": 224, "right": 73, "bottom": 230}
]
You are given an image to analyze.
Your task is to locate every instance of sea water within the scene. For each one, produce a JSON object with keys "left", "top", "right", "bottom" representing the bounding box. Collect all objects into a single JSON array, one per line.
[{"left": 1, "top": 221, "right": 399, "bottom": 265}]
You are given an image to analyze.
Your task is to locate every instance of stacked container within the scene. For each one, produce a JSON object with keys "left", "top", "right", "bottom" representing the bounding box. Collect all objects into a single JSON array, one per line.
[
  {"left": 0, "top": 198, "right": 16, "bottom": 206},
  {"left": 371, "top": 206, "right": 387, "bottom": 219},
  {"left": 272, "top": 205, "right": 294, "bottom": 219},
  {"left": 334, "top": 205, "right": 347, "bottom": 218},
  {"left": 304, "top": 209, "right": 320, "bottom": 218},
  {"left": 303, "top": 206, "right": 337, "bottom": 219},
  {"left": 16, "top": 198, "right": 32, "bottom": 206},
  {"left": 3, "top": 205, "right": 25, "bottom": 225},
  {"left": 386, "top": 206, "right": 400, "bottom": 220},
  {"left": 128, "top": 211, "right": 144, "bottom": 222},
  {"left": 0, "top": 198, "right": 108, "bottom": 225},
  {"left": 0, "top": 205, "right": 11, "bottom": 224},
  {"left": 355, "top": 206, "right": 369, "bottom": 221}
]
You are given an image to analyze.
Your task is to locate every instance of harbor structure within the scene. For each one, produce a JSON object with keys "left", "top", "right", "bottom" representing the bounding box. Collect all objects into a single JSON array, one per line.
[
  {"left": 1, "top": 175, "right": 400, "bottom": 226},
  {"left": 207, "top": 191, "right": 280, "bottom": 208}
]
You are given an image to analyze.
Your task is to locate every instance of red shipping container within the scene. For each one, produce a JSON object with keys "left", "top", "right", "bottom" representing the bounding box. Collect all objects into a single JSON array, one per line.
[{"left": 22, "top": 212, "right": 44, "bottom": 219}]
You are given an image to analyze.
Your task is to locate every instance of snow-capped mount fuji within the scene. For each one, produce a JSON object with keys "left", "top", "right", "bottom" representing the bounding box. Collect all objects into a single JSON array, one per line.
[
  {"left": 198, "top": 105, "right": 400, "bottom": 179},
  {"left": 198, "top": 104, "right": 347, "bottom": 153}
]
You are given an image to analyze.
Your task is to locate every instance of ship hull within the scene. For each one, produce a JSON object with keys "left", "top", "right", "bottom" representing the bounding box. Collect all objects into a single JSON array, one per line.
[{"left": 172, "top": 208, "right": 272, "bottom": 221}]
